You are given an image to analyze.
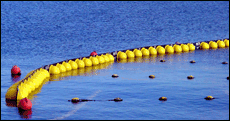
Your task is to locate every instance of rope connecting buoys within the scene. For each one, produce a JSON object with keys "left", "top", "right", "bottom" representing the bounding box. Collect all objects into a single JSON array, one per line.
[
  {"left": 68, "top": 97, "right": 123, "bottom": 103},
  {"left": 204, "top": 96, "right": 215, "bottom": 100},
  {"left": 11, "top": 65, "right": 21, "bottom": 75}
]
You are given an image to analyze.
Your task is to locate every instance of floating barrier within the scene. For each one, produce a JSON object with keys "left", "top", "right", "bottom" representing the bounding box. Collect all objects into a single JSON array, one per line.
[
  {"left": 68, "top": 97, "right": 123, "bottom": 103},
  {"left": 5, "top": 38, "right": 229, "bottom": 107}
]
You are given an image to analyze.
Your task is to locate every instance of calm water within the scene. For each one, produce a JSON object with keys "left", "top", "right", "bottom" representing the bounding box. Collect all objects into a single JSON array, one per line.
[{"left": 1, "top": 1, "right": 229, "bottom": 120}]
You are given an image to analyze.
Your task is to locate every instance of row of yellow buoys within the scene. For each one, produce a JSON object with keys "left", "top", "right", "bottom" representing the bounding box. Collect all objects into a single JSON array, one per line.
[
  {"left": 49, "top": 53, "right": 115, "bottom": 75},
  {"left": 17, "top": 68, "right": 50, "bottom": 101},
  {"left": 117, "top": 43, "right": 196, "bottom": 59},
  {"left": 200, "top": 39, "right": 229, "bottom": 49}
]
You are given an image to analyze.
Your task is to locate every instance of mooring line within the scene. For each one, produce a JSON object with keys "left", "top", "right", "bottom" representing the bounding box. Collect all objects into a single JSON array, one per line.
[{"left": 49, "top": 90, "right": 101, "bottom": 120}]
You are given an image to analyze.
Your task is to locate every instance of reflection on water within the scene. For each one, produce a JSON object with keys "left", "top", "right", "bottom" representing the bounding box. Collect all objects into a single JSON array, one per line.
[
  {"left": 117, "top": 55, "right": 159, "bottom": 63},
  {"left": 49, "top": 62, "right": 114, "bottom": 81},
  {"left": 11, "top": 75, "right": 21, "bottom": 83},
  {"left": 18, "top": 108, "right": 32, "bottom": 119}
]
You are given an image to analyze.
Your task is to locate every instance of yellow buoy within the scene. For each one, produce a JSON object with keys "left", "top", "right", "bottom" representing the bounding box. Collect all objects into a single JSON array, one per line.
[
  {"left": 106, "top": 54, "right": 115, "bottom": 62},
  {"left": 181, "top": 44, "right": 189, "bottom": 52},
  {"left": 148, "top": 47, "right": 157, "bottom": 55},
  {"left": 141, "top": 48, "right": 150, "bottom": 56},
  {"left": 26, "top": 79, "right": 36, "bottom": 92},
  {"left": 141, "top": 48, "right": 146, "bottom": 52},
  {"left": 126, "top": 50, "right": 135, "bottom": 58},
  {"left": 156, "top": 46, "right": 162, "bottom": 51},
  {"left": 49, "top": 65, "right": 60, "bottom": 74},
  {"left": 165, "top": 45, "right": 174, "bottom": 54},
  {"left": 187, "top": 43, "right": 195, "bottom": 51},
  {"left": 75, "top": 59, "right": 85, "bottom": 68},
  {"left": 200, "top": 42, "right": 206, "bottom": 47},
  {"left": 224, "top": 39, "right": 229, "bottom": 47},
  {"left": 62, "top": 61, "right": 72, "bottom": 71},
  {"left": 218, "top": 40, "right": 225, "bottom": 48},
  {"left": 84, "top": 58, "right": 93, "bottom": 67},
  {"left": 173, "top": 45, "right": 182, "bottom": 53},
  {"left": 209, "top": 41, "right": 218, "bottom": 49},
  {"left": 56, "top": 63, "right": 66, "bottom": 72},
  {"left": 208, "top": 41, "right": 213, "bottom": 45},
  {"left": 201, "top": 42, "right": 209, "bottom": 49},
  {"left": 68, "top": 60, "right": 78, "bottom": 69},
  {"left": 96, "top": 55, "right": 105, "bottom": 64},
  {"left": 134, "top": 49, "right": 142, "bottom": 57},
  {"left": 133, "top": 49, "right": 142, "bottom": 57},
  {"left": 157, "top": 47, "right": 165, "bottom": 55},
  {"left": 90, "top": 56, "right": 99, "bottom": 65},
  {"left": 117, "top": 52, "right": 127, "bottom": 59},
  {"left": 102, "top": 54, "right": 110, "bottom": 62}
]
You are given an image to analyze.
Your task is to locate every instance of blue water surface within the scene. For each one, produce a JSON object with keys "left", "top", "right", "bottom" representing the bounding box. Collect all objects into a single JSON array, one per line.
[{"left": 1, "top": 1, "right": 229, "bottom": 120}]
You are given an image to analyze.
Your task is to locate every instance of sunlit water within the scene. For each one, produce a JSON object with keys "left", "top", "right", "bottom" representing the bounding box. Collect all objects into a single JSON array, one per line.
[{"left": 1, "top": 1, "right": 229, "bottom": 120}]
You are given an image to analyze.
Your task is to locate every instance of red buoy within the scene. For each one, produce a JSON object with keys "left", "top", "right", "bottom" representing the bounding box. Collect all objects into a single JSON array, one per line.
[
  {"left": 90, "top": 51, "right": 97, "bottom": 56},
  {"left": 11, "top": 65, "right": 21, "bottom": 75},
  {"left": 18, "top": 98, "right": 32, "bottom": 110}
]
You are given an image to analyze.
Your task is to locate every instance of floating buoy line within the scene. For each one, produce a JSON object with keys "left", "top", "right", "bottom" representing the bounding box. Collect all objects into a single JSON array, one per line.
[{"left": 5, "top": 38, "right": 229, "bottom": 109}]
